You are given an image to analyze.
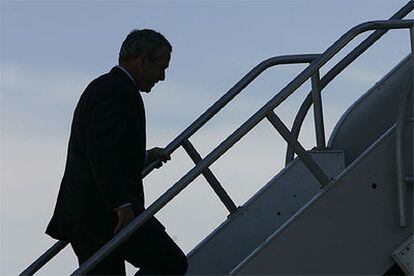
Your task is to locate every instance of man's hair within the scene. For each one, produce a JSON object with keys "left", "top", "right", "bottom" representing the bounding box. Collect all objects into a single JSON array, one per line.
[{"left": 118, "top": 29, "right": 172, "bottom": 63}]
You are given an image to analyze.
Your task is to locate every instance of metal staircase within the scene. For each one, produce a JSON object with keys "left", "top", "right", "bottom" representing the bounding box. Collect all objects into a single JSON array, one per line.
[
  {"left": 231, "top": 123, "right": 413, "bottom": 275},
  {"left": 189, "top": 51, "right": 414, "bottom": 275},
  {"left": 21, "top": 2, "right": 414, "bottom": 275}
]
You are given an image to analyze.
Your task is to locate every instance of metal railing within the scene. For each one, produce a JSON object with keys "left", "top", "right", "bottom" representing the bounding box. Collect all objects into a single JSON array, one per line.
[
  {"left": 142, "top": 54, "right": 321, "bottom": 210},
  {"left": 20, "top": 3, "right": 413, "bottom": 274},
  {"left": 396, "top": 25, "right": 414, "bottom": 228},
  {"left": 285, "top": 1, "right": 414, "bottom": 165},
  {"left": 395, "top": 71, "right": 412, "bottom": 228},
  {"left": 21, "top": 241, "right": 69, "bottom": 275},
  {"left": 71, "top": 19, "right": 414, "bottom": 275},
  {"left": 142, "top": 55, "right": 320, "bottom": 178}
]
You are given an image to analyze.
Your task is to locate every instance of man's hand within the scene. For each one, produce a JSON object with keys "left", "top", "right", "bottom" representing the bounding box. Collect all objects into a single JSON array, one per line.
[
  {"left": 114, "top": 206, "right": 135, "bottom": 234},
  {"left": 146, "top": 147, "right": 171, "bottom": 168}
]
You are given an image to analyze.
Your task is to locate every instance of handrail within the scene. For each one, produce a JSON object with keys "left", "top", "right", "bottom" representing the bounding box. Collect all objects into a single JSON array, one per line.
[
  {"left": 20, "top": 241, "right": 68, "bottom": 276},
  {"left": 72, "top": 20, "right": 414, "bottom": 275},
  {"left": 142, "top": 54, "right": 319, "bottom": 176},
  {"left": 396, "top": 25, "right": 413, "bottom": 228},
  {"left": 21, "top": 55, "right": 319, "bottom": 275},
  {"left": 286, "top": 1, "right": 413, "bottom": 165},
  {"left": 395, "top": 73, "right": 412, "bottom": 228}
]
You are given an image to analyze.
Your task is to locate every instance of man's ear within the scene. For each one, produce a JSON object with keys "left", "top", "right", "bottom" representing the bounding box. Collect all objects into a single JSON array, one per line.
[
  {"left": 134, "top": 53, "right": 146, "bottom": 67},
  {"left": 139, "top": 52, "right": 150, "bottom": 65}
]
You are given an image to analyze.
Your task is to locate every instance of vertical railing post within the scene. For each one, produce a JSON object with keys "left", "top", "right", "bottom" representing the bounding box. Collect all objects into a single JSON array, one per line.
[
  {"left": 396, "top": 87, "right": 408, "bottom": 228},
  {"left": 311, "top": 70, "right": 326, "bottom": 149},
  {"left": 396, "top": 25, "right": 414, "bottom": 228},
  {"left": 395, "top": 26, "right": 413, "bottom": 228},
  {"left": 411, "top": 26, "right": 414, "bottom": 82}
]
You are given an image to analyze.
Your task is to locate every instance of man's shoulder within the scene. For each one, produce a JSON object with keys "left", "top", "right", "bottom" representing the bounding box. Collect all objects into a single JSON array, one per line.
[
  {"left": 89, "top": 69, "right": 121, "bottom": 89},
  {"left": 84, "top": 69, "right": 131, "bottom": 99}
]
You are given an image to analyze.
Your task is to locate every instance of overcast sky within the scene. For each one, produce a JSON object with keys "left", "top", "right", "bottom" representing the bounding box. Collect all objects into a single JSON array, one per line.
[{"left": 1, "top": 0, "right": 412, "bottom": 275}]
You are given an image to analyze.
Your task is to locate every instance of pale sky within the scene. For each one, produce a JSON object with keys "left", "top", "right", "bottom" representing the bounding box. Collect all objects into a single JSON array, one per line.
[{"left": 1, "top": 0, "right": 412, "bottom": 275}]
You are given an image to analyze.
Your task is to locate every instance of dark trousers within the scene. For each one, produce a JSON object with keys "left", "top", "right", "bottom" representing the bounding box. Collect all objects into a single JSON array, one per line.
[{"left": 70, "top": 219, "right": 188, "bottom": 275}]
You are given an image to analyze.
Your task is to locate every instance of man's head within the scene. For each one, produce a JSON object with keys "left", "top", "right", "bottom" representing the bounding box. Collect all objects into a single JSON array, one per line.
[{"left": 118, "top": 29, "right": 172, "bottom": 93}]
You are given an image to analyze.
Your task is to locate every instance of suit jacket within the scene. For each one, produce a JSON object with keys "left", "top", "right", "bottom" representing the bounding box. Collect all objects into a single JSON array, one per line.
[{"left": 46, "top": 67, "right": 162, "bottom": 241}]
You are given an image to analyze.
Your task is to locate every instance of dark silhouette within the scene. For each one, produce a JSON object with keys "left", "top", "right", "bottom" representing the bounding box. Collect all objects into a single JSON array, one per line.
[{"left": 46, "top": 29, "right": 188, "bottom": 275}]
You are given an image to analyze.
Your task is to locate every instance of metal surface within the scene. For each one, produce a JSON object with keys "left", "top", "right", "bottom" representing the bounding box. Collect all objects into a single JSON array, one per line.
[
  {"left": 311, "top": 71, "right": 326, "bottom": 149},
  {"left": 232, "top": 126, "right": 414, "bottom": 275},
  {"left": 396, "top": 74, "right": 413, "bottom": 227},
  {"left": 411, "top": 26, "right": 414, "bottom": 56},
  {"left": 181, "top": 139, "right": 237, "bottom": 214},
  {"left": 142, "top": 54, "right": 319, "bottom": 177},
  {"left": 186, "top": 151, "right": 344, "bottom": 274},
  {"left": 72, "top": 20, "right": 414, "bottom": 275},
  {"left": 266, "top": 111, "right": 330, "bottom": 187},
  {"left": 20, "top": 241, "right": 68, "bottom": 276},
  {"left": 286, "top": 1, "right": 414, "bottom": 165},
  {"left": 392, "top": 235, "right": 413, "bottom": 275}
]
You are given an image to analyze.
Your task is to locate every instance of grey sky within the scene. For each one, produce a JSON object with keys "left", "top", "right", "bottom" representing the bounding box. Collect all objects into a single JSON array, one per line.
[{"left": 1, "top": 0, "right": 412, "bottom": 275}]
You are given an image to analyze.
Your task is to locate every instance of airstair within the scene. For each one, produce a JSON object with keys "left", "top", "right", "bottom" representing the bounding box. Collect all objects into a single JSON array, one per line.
[{"left": 21, "top": 2, "right": 414, "bottom": 275}]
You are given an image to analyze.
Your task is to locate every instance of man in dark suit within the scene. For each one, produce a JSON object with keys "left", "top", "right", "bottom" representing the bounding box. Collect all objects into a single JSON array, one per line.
[{"left": 46, "top": 29, "right": 188, "bottom": 275}]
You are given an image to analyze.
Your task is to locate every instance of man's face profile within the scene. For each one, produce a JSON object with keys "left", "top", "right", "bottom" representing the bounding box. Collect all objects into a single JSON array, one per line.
[{"left": 137, "top": 48, "right": 171, "bottom": 93}]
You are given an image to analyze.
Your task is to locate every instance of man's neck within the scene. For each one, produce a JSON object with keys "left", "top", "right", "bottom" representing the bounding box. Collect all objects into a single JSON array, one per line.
[{"left": 116, "top": 65, "right": 137, "bottom": 86}]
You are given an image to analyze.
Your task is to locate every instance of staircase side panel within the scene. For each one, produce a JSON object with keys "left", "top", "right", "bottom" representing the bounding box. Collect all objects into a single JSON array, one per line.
[
  {"left": 232, "top": 127, "right": 413, "bottom": 275},
  {"left": 186, "top": 151, "right": 344, "bottom": 274}
]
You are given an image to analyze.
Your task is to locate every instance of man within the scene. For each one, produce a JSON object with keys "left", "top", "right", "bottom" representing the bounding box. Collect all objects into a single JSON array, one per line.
[{"left": 46, "top": 29, "right": 188, "bottom": 275}]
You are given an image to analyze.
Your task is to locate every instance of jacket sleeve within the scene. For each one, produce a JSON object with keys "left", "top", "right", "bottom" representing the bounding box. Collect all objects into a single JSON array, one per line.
[{"left": 86, "top": 89, "right": 131, "bottom": 210}]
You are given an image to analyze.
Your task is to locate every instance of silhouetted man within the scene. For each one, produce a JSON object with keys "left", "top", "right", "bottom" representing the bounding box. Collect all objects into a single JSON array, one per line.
[{"left": 46, "top": 29, "right": 188, "bottom": 275}]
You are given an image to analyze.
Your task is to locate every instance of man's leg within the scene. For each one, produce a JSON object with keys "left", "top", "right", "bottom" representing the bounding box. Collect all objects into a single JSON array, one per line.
[
  {"left": 70, "top": 235, "right": 126, "bottom": 275},
  {"left": 119, "top": 218, "right": 188, "bottom": 275}
]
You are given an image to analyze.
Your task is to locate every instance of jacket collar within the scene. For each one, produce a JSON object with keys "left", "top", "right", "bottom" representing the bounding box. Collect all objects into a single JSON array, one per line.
[
  {"left": 110, "top": 66, "right": 140, "bottom": 92},
  {"left": 115, "top": 65, "right": 136, "bottom": 85}
]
